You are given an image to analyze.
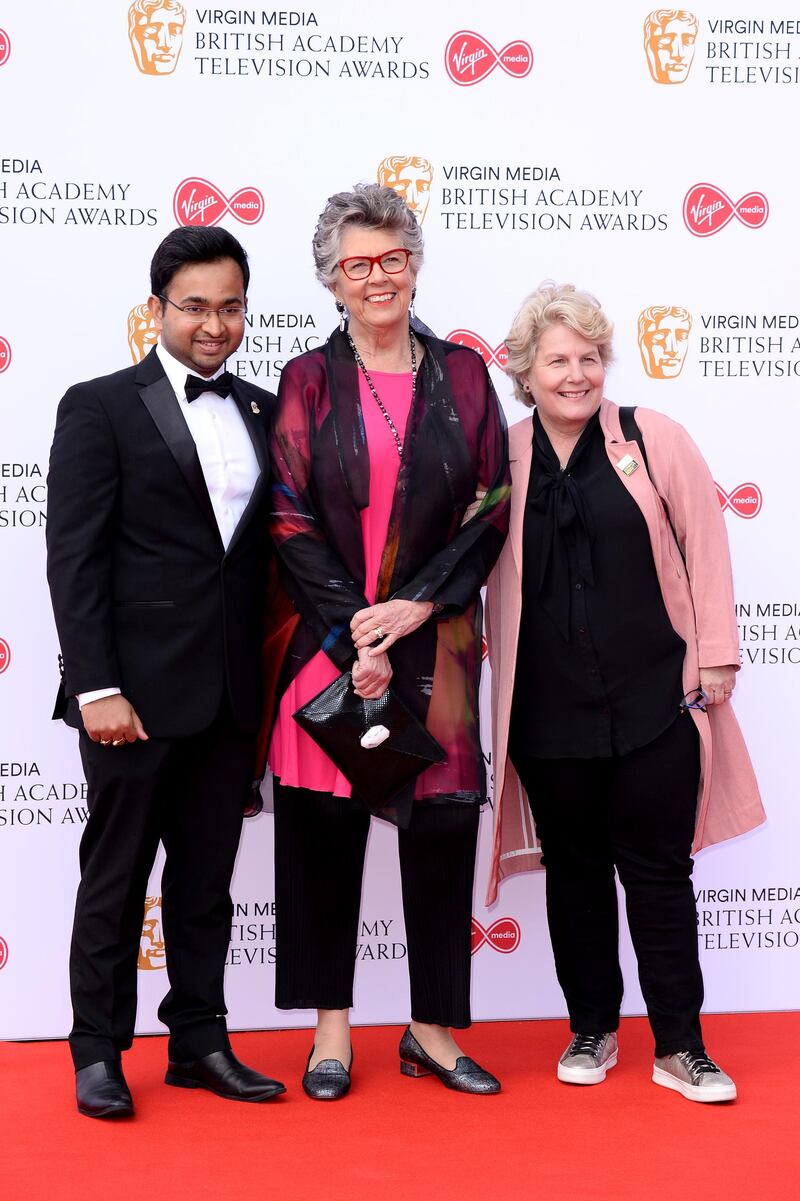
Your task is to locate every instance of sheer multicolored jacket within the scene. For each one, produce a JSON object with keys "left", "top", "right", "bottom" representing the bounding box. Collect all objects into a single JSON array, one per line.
[{"left": 268, "top": 326, "right": 511, "bottom": 815}]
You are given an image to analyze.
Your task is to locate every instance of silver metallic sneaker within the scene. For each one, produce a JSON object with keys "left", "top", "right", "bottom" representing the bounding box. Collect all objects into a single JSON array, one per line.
[
  {"left": 652, "top": 1051, "right": 737, "bottom": 1103},
  {"left": 557, "top": 1032, "right": 618, "bottom": 1084}
]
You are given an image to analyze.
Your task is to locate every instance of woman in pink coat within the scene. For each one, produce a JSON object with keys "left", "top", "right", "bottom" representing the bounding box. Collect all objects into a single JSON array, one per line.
[{"left": 485, "top": 283, "right": 765, "bottom": 1104}]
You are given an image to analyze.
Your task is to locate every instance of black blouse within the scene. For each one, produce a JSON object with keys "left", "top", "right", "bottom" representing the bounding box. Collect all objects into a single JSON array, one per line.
[{"left": 510, "top": 409, "right": 685, "bottom": 759}]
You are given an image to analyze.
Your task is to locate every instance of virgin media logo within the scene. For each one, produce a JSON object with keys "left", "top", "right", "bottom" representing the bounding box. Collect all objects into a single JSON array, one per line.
[
  {"left": 682, "top": 183, "right": 769, "bottom": 237},
  {"left": 471, "top": 916, "right": 521, "bottom": 954},
  {"left": 173, "top": 178, "right": 265, "bottom": 227},
  {"left": 0, "top": 29, "right": 10, "bottom": 67},
  {"left": 0, "top": 336, "right": 11, "bottom": 374},
  {"left": 0, "top": 638, "right": 10, "bottom": 674},
  {"left": 445, "top": 31, "right": 533, "bottom": 86},
  {"left": 716, "top": 482, "right": 762, "bottom": 519},
  {"left": 0, "top": 937, "right": 8, "bottom": 969},
  {"left": 447, "top": 329, "right": 508, "bottom": 370}
]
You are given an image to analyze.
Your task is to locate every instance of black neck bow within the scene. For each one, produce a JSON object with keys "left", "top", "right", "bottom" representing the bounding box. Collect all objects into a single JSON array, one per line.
[{"left": 184, "top": 372, "right": 233, "bottom": 402}]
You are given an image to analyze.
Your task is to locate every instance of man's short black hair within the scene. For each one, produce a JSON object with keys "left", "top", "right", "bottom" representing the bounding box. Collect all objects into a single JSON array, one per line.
[{"left": 150, "top": 226, "right": 250, "bottom": 297}]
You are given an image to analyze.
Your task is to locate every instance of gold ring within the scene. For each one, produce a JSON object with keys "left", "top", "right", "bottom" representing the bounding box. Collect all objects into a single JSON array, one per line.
[
  {"left": 373, "top": 626, "right": 384, "bottom": 640},
  {"left": 100, "top": 739, "right": 111, "bottom": 746},
  {"left": 112, "top": 738, "right": 125, "bottom": 746}
]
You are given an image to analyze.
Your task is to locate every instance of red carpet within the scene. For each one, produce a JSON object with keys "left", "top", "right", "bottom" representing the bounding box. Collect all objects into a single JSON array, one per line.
[{"left": 1, "top": 1014, "right": 796, "bottom": 1201}]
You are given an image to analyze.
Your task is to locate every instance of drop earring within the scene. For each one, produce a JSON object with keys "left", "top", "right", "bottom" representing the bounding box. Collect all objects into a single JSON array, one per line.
[
  {"left": 335, "top": 299, "right": 346, "bottom": 332},
  {"left": 409, "top": 286, "right": 417, "bottom": 322}
]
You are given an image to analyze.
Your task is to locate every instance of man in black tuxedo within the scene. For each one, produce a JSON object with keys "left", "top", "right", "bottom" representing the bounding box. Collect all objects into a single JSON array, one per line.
[{"left": 47, "top": 226, "right": 285, "bottom": 1117}]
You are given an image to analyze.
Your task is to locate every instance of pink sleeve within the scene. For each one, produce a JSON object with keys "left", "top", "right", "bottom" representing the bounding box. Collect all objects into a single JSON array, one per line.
[{"left": 658, "top": 420, "right": 741, "bottom": 669}]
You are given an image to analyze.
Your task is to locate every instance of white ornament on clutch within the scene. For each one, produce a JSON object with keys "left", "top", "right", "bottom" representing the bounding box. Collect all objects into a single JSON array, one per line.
[{"left": 360, "top": 724, "right": 390, "bottom": 749}]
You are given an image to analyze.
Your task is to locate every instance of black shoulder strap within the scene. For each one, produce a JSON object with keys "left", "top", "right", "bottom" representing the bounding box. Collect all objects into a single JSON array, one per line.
[
  {"left": 618, "top": 405, "right": 650, "bottom": 475},
  {"left": 617, "top": 406, "right": 684, "bottom": 565}
]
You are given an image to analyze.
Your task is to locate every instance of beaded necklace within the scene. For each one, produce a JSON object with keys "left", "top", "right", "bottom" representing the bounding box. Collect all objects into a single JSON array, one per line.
[{"left": 346, "top": 326, "right": 417, "bottom": 460}]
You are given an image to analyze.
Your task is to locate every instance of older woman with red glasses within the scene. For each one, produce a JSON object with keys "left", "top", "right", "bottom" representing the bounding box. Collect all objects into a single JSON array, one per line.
[{"left": 266, "top": 184, "right": 510, "bottom": 1099}]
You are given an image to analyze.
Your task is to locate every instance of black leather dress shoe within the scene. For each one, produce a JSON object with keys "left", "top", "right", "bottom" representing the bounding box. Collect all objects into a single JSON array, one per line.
[
  {"left": 399, "top": 1027, "right": 501, "bottom": 1094},
  {"left": 165, "top": 1049, "right": 286, "bottom": 1102},
  {"left": 301, "top": 1046, "right": 352, "bottom": 1101},
  {"left": 76, "top": 1060, "right": 134, "bottom": 1118}
]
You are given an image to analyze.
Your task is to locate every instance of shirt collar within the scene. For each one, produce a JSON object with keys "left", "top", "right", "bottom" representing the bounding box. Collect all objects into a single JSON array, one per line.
[{"left": 155, "top": 341, "right": 226, "bottom": 403}]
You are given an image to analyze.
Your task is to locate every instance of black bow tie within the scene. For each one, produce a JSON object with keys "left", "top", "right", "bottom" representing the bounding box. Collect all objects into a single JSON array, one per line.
[{"left": 184, "top": 372, "right": 233, "bottom": 402}]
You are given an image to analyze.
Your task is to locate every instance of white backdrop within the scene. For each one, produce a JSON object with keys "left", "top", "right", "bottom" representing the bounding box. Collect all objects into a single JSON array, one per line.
[{"left": 1, "top": 1, "right": 798, "bottom": 1039}]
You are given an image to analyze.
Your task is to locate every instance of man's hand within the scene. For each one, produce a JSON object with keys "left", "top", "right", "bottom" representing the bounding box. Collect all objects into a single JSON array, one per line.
[
  {"left": 81, "top": 695, "right": 149, "bottom": 744},
  {"left": 699, "top": 665, "right": 738, "bottom": 706},
  {"left": 351, "top": 646, "right": 392, "bottom": 700},
  {"left": 351, "top": 600, "right": 434, "bottom": 655}
]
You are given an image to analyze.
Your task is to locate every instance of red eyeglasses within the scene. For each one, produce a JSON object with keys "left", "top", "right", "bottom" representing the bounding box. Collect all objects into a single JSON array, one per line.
[{"left": 337, "top": 248, "right": 412, "bottom": 281}]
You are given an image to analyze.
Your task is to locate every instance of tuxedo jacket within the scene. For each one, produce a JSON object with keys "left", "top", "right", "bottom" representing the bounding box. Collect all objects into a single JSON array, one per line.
[{"left": 46, "top": 346, "right": 276, "bottom": 738}]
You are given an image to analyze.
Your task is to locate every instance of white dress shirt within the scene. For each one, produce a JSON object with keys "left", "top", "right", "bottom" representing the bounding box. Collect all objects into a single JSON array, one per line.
[{"left": 78, "top": 341, "right": 261, "bottom": 708}]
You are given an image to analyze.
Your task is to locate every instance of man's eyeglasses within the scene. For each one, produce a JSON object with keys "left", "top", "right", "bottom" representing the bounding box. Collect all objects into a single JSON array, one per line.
[
  {"left": 679, "top": 689, "right": 707, "bottom": 713},
  {"left": 337, "top": 248, "right": 412, "bottom": 281},
  {"left": 159, "top": 295, "right": 247, "bottom": 323}
]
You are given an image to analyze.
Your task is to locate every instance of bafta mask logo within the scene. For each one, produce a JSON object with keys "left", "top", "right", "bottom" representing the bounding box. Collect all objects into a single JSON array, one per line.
[
  {"left": 0, "top": 335, "right": 11, "bottom": 373},
  {"left": 638, "top": 305, "right": 692, "bottom": 378},
  {"left": 377, "top": 156, "right": 433, "bottom": 223},
  {"left": 644, "top": 9, "right": 698, "bottom": 83},
  {"left": 0, "top": 29, "right": 11, "bottom": 67},
  {"left": 127, "top": 304, "right": 159, "bottom": 363},
  {"left": 128, "top": 0, "right": 186, "bottom": 76},
  {"left": 138, "top": 896, "right": 166, "bottom": 970}
]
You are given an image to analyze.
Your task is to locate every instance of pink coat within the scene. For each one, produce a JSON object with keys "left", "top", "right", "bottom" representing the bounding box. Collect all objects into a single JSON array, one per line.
[{"left": 485, "top": 399, "right": 765, "bottom": 904}]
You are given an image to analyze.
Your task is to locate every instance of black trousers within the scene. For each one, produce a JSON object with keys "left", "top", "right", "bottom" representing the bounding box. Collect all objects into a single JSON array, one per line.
[
  {"left": 513, "top": 714, "right": 704, "bottom": 1058},
  {"left": 273, "top": 781, "right": 480, "bottom": 1029},
  {"left": 69, "top": 700, "right": 253, "bottom": 1070}
]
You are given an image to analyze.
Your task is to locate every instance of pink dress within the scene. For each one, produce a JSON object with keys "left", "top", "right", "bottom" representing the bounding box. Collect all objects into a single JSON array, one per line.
[{"left": 268, "top": 371, "right": 412, "bottom": 796}]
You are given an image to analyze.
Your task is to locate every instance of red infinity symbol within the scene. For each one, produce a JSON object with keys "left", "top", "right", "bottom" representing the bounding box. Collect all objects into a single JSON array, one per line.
[
  {"left": 0, "top": 637, "right": 10, "bottom": 674},
  {"left": 715, "top": 482, "right": 762, "bottom": 519},
  {"left": 0, "top": 937, "right": 8, "bottom": 970},
  {"left": 682, "top": 183, "right": 769, "bottom": 237},
  {"left": 447, "top": 329, "right": 508, "bottom": 370},
  {"left": 0, "top": 30, "right": 10, "bottom": 67},
  {"left": 0, "top": 336, "right": 11, "bottom": 374},
  {"left": 445, "top": 31, "right": 533, "bottom": 86},
  {"left": 173, "top": 178, "right": 265, "bottom": 227},
  {"left": 471, "top": 917, "right": 521, "bottom": 954}
]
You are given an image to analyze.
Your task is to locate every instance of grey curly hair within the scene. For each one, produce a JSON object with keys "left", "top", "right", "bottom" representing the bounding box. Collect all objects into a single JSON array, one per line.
[{"left": 312, "top": 182, "right": 424, "bottom": 286}]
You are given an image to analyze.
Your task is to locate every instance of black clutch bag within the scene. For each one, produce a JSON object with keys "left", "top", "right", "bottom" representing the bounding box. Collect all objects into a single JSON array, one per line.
[{"left": 293, "top": 672, "right": 445, "bottom": 818}]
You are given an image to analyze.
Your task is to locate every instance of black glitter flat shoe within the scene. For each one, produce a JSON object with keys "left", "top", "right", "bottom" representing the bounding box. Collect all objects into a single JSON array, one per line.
[
  {"left": 398, "top": 1027, "right": 501, "bottom": 1094},
  {"left": 301, "top": 1046, "right": 352, "bottom": 1101}
]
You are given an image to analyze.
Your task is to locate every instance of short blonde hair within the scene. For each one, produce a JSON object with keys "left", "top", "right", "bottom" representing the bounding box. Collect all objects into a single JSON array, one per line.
[{"left": 505, "top": 282, "right": 614, "bottom": 407}]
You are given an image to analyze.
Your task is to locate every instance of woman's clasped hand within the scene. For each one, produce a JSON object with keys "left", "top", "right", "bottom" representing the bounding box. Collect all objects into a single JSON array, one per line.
[{"left": 350, "top": 600, "right": 434, "bottom": 698}]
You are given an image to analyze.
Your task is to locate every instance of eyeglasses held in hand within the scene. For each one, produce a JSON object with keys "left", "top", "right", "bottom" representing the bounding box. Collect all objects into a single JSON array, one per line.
[
  {"left": 337, "top": 248, "right": 412, "bottom": 280},
  {"left": 679, "top": 689, "right": 707, "bottom": 713}
]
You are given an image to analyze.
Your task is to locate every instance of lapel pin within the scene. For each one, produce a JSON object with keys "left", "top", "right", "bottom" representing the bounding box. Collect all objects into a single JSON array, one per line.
[
  {"left": 617, "top": 453, "right": 639, "bottom": 476},
  {"left": 250, "top": 401, "right": 260, "bottom": 414}
]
